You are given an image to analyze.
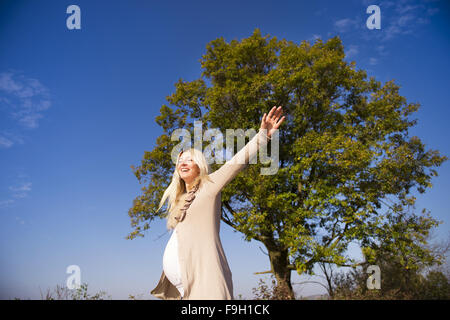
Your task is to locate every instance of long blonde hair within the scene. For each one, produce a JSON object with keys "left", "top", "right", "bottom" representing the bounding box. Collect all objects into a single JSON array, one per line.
[{"left": 157, "top": 148, "right": 213, "bottom": 229}]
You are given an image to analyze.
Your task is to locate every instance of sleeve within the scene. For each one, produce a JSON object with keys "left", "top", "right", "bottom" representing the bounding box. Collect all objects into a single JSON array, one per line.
[{"left": 207, "top": 128, "right": 271, "bottom": 194}]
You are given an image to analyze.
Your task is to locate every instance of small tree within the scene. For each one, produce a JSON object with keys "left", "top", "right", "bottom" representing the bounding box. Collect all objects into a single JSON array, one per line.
[
  {"left": 332, "top": 211, "right": 449, "bottom": 299},
  {"left": 422, "top": 271, "right": 450, "bottom": 299}
]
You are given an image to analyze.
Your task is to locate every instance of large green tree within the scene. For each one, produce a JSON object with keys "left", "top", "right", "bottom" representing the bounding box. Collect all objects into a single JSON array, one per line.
[{"left": 127, "top": 29, "right": 446, "bottom": 299}]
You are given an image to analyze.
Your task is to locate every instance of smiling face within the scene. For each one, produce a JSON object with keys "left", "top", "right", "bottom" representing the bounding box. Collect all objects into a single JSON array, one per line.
[{"left": 178, "top": 151, "right": 200, "bottom": 185}]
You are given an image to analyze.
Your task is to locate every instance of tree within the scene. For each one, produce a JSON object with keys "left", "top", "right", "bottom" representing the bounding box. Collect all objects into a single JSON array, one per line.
[
  {"left": 331, "top": 210, "right": 449, "bottom": 299},
  {"left": 361, "top": 209, "right": 445, "bottom": 297},
  {"left": 422, "top": 271, "right": 450, "bottom": 299},
  {"left": 331, "top": 251, "right": 450, "bottom": 300},
  {"left": 127, "top": 28, "right": 447, "bottom": 299}
]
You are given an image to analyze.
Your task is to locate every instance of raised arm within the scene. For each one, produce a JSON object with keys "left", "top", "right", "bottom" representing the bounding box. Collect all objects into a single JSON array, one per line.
[{"left": 207, "top": 106, "right": 285, "bottom": 194}]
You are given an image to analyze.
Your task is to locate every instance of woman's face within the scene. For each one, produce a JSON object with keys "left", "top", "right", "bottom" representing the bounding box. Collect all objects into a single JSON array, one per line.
[{"left": 178, "top": 151, "right": 200, "bottom": 183}]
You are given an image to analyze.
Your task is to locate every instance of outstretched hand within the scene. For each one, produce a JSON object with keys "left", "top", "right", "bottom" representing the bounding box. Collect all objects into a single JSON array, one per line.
[{"left": 260, "top": 106, "right": 285, "bottom": 138}]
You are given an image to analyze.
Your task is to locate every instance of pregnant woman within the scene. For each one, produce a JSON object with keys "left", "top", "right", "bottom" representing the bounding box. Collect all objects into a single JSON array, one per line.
[{"left": 151, "top": 106, "right": 285, "bottom": 300}]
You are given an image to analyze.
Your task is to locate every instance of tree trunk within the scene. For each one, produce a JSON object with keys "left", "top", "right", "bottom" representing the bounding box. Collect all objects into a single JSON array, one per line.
[{"left": 265, "top": 244, "right": 295, "bottom": 299}]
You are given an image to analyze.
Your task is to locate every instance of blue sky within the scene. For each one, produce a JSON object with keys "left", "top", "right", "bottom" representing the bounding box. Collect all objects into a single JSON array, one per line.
[{"left": 0, "top": 0, "right": 449, "bottom": 299}]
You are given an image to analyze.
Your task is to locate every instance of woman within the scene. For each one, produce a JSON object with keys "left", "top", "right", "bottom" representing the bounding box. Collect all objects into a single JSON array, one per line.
[{"left": 151, "top": 106, "right": 285, "bottom": 300}]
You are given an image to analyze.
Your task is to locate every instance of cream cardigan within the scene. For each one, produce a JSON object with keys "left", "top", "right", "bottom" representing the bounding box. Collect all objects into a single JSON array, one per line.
[{"left": 151, "top": 128, "right": 271, "bottom": 300}]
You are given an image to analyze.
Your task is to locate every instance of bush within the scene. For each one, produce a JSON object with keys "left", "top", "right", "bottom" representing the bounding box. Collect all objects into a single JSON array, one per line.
[
  {"left": 39, "top": 283, "right": 111, "bottom": 300},
  {"left": 252, "top": 275, "right": 296, "bottom": 300}
]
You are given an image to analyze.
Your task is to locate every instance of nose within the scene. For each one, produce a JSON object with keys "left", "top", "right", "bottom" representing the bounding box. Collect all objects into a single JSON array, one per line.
[{"left": 179, "top": 162, "right": 189, "bottom": 169}]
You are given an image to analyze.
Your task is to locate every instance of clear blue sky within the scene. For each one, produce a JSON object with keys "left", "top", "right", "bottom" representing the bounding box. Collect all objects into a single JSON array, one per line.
[{"left": 1, "top": 0, "right": 449, "bottom": 299}]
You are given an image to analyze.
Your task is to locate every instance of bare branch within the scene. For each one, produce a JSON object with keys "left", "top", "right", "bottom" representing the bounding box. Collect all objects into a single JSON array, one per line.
[
  {"left": 259, "top": 246, "right": 269, "bottom": 256},
  {"left": 222, "top": 201, "right": 238, "bottom": 229},
  {"left": 153, "top": 230, "right": 169, "bottom": 241},
  {"left": 292, "top": 281, "right": 329, "bottom": 292},
  {"left": 254, "top": 270, "right": 273, "bottom": 275}
]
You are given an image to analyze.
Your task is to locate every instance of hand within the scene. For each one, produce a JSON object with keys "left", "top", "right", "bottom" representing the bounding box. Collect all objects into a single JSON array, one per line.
[{"left": 260, "top": 106, "right": 285, "bottom": 138}]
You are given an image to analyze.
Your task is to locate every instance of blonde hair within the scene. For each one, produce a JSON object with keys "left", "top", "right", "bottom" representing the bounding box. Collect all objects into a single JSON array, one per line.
[{"left": 157, "top": 148, "right": 213, "bottom": 229}]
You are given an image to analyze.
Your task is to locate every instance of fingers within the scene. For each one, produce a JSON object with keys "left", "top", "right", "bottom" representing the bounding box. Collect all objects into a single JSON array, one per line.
[
  {"left": 275, "top": 106, "right": 283, "bottom": 120},
  {"left": 268, "top": 106, "right": 283, "bottom": 121},
  {"left": 265, "top": 106, "right": 284, "bottom": 129},
  {"left": 274, "top": 115, "right": 285, "bottom": 129},
  {"left": 267, "top": 106, "right": 276, "bottom": 119}
]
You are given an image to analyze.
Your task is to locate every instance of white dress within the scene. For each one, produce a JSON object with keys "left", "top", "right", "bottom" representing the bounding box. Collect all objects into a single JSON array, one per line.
[{"left": 162, "top": 226, "right": 184, "bottom": 297}]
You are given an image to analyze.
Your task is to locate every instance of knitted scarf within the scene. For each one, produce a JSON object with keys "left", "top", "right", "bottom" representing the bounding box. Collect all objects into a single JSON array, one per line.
[{"left": 175, "top": 180, "right": 200, "bottom": 223}]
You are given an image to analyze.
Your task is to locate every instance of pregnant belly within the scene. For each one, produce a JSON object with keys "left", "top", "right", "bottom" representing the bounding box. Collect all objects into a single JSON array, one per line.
[{"left": 162, "top": 228, "right": 184, "bottom": 296}]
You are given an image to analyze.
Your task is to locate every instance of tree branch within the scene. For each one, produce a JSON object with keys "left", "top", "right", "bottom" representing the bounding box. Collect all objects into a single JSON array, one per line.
[
  {"left": 254, "top": 264, "right": 296, "bottom": 275},
  {"left": 222, "top": 201, "right": 238, "bottom": 229},
  {"left": 287, "top": 264, "right": 296, "bottom": 270},
  {"left": 318, "top": 260, "right": 365, "bottom": 268},
  {"left": 254, "top": 270, "right": 273, "bottom": 275},
  {"left": 292, "top": 281, "right": 329, "bottom": 292},
  {"left": 259, "top": 246, "right": 269, "bottom": 256}
]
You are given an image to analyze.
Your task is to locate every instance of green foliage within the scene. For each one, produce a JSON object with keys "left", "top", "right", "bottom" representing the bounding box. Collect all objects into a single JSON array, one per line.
[
  {"left": 362, "top": 209, "right": 444, "bottom": 271},
  {"left": 71, "top": 283, "right": 110, "bottom": 300},
  {"left": 422, "top": 271, "right": 450, "bottom": 299},
  {"left": 332, "top": 263, "right": 450, "bottom": 300},
  {"left": 331, "top": 212, "right": 449, "bottom": 299},
  {"left": 127, "top": 28, "right": 447, "bottom": 297}
]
